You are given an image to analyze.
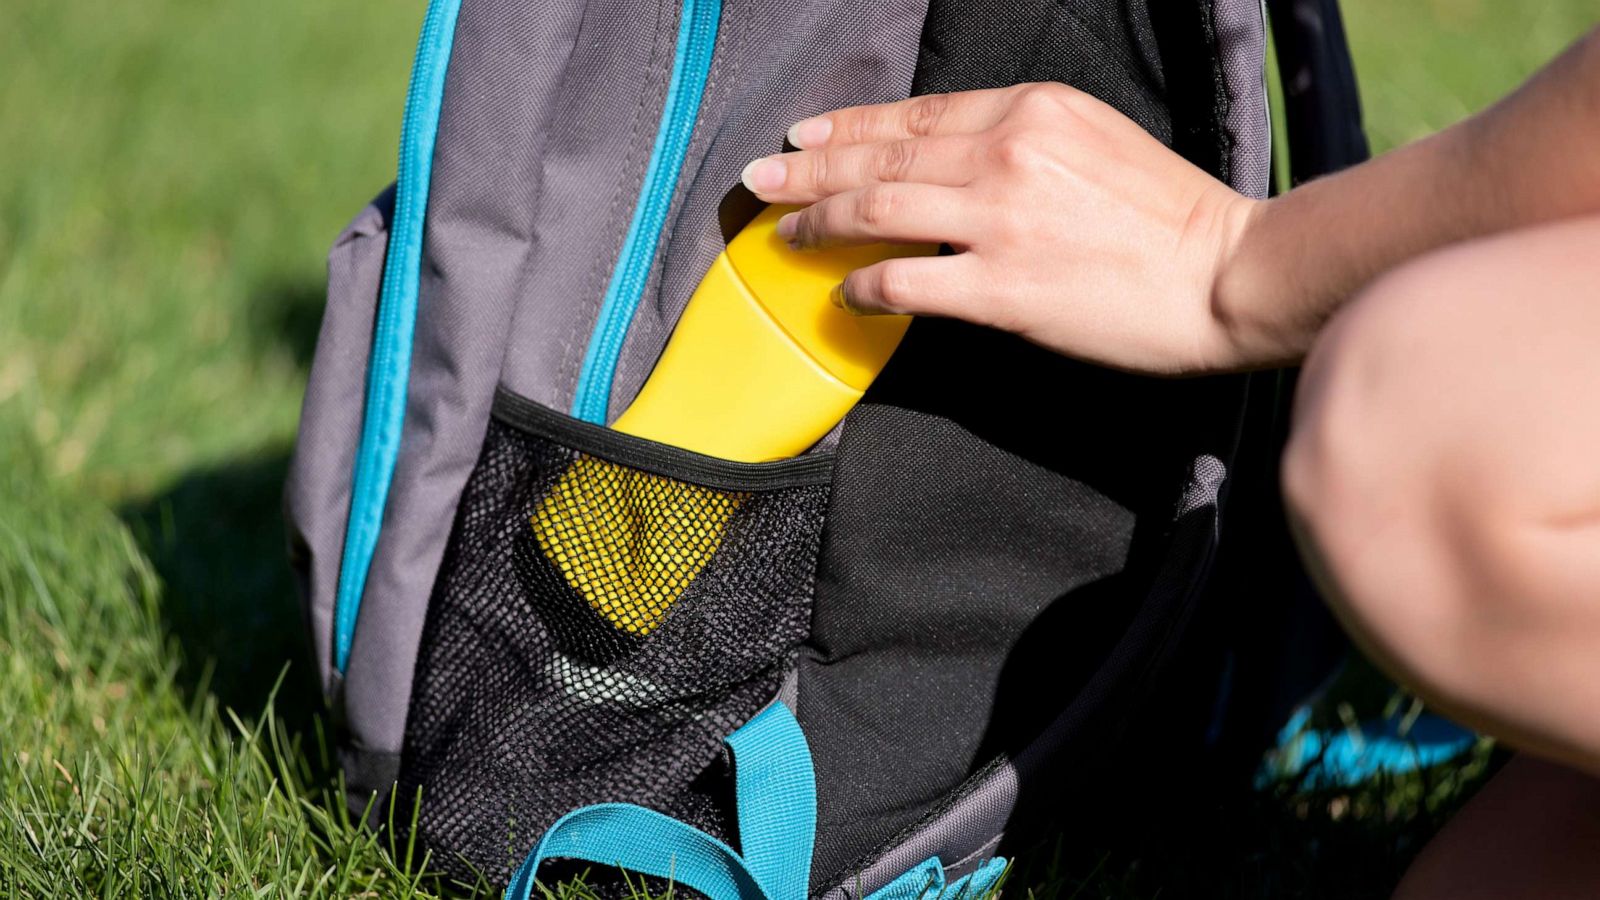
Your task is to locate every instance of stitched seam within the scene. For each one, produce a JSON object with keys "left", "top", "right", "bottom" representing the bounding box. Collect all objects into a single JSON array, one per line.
[{"left": 556, "top": 0, "right": 679, "bottom": 409}]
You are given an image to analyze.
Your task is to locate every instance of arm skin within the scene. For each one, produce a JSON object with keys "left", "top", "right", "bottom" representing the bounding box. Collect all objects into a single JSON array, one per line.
[{"left": 738, "top": 27, "right": 1600, "bottom": 374}]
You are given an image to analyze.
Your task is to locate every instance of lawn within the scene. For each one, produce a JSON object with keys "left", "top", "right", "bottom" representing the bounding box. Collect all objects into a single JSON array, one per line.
[{"left": 0, "top": 1, "right": 1591, "bottom": 896}]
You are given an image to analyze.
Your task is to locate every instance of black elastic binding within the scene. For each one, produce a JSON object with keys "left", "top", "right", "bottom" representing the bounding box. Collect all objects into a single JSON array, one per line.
[{"left": 490, "top": 387, "right": 836, "bottom": 491}]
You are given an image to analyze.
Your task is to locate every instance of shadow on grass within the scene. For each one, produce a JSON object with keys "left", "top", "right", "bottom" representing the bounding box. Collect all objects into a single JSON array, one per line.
[
  {"left": 122, "top": 446, "right": 322, "bottom": 730},
  {"left": 995, "top": 645, "right": 1501, "bottom": 899},
  {"left": 120, "top": 271, "right": 330, "bottom": 731},
  {"left": 250, "top": 273, "right": 330, "bottom": 371},
  {"left": 1005, "top": 741, "right": 1503, "bottom": 900}
]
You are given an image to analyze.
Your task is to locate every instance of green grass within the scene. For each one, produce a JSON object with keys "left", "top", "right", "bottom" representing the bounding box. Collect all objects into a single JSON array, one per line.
[
  {"left": 1343, "top": 0, "right": 1596, "bottom": 153},
  {"left": 0, "top": 0, "right": 1592, "bottom": 896}
]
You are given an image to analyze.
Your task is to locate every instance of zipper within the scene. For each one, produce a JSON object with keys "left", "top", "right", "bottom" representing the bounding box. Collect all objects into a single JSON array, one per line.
[
  {"left": 570, "top": 0, "right": 723, "bottom": 425},
  {"left": 334, "top": 0, "right": 723, "bottom": 672},
  {"left": 333, "top": 0, "right": 463, "bottom": 674}
]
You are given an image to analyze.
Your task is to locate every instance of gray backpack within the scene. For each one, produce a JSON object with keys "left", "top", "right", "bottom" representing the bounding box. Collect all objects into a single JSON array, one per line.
[{"left": 285, "top": 0, "right": 1366, "bottom": 895}]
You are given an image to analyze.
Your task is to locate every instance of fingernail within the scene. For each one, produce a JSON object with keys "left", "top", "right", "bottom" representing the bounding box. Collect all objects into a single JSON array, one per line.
[
  {"left": 829, "top": 283, "right": 859, "bottom": 315},
  {"left": 740, "top": 156, "right": 786, "bottom": 194},
  {"left": 776, "top": 212, "right": 799, "bottom": 241},
  {"left": 787, "top": 117, "right": 832, "bottom": 149}
]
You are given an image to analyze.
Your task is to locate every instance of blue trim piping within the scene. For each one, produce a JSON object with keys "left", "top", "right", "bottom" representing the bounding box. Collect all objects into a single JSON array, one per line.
[
  {"left": 332, "top": 0, "right": 463, "bottom": 673},
  {"left": 570, "top": 0, "right": 723, "bottom": 424}
]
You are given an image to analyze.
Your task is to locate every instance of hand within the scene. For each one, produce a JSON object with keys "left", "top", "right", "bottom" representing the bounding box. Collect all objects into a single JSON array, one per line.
[{"left": 739, "top": 83, "right": 1261, "bottom": 376}]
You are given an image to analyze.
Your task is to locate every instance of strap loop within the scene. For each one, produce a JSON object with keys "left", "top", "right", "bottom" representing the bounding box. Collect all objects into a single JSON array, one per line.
[
  {"left": 505, "top": 804, "right": 764, "bottom": 900},
  {"left": 727, "top": 703, "right": 816, "bottom": 900},
  {"left": 864, "top": 856, "right": 1008, "bottom": 900},
  {"left": 505, "top": 701, "right": 815, "bottom": 900},
  {"left": 503, "top": 701, "right": 1007, "bottom": 900}
]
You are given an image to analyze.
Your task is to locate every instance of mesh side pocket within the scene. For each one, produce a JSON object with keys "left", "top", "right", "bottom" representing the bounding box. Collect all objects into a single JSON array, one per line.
[
  {"left": 532, "top": 455, "right": 746, "bottom": 636},
  {"left": 399, "top": 394, "right": 831, "bottom": 885}
]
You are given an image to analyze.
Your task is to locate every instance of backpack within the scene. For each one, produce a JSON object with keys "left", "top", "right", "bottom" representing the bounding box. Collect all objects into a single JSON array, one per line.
[{"left": 284, "top": 0, "right": 1367, "bottom": 894}]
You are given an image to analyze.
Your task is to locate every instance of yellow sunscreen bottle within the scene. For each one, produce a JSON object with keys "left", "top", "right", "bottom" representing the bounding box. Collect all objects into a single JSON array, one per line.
[
  {"left": 610, "top": 204, "right": 937, "bottom": 462},
  {"left": 534, "top": 204, "right": 934, "bottom": 637}
]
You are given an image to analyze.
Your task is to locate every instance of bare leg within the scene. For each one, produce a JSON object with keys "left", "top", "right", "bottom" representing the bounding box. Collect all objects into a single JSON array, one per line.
[
  {"left": 1394, "top": 755, "right": 1600, "bottom": 900},
  {"left": 1284, "top": 214, "right": 1600, "bottom": 773}
]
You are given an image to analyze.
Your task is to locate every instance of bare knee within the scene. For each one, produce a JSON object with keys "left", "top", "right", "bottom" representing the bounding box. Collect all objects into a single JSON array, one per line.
[
  {"left": 1283, "top": 219, "right": 1600, "bottom": 766},
  {"left": 1283, "top": 252, "right": 1479, "bottom": 699}
]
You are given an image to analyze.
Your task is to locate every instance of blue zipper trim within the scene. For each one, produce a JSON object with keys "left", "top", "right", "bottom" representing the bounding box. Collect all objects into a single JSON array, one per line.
[
  {"left": 570, "top": 0, "right": 722, "bottom": 424},
  {"left": 333, "top": 0, "right": 463, "bottom": 674}
]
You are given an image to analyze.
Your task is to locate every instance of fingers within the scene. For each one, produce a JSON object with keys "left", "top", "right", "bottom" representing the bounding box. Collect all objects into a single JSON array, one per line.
[
  {"left": 787, "top": 88, "right": 1018, "bottom": 149},
  {"left": 777, "top": 184, "right": 975, "bottom": 250},
  {"left": 742, "top": 136, "right": 977, "bottom": 203},
  {"left": 835, "top": 254, "right": 1000, "bottom": 325},
  {"left": 746, "top": 83, "right": 1096, "bottom": 202}
]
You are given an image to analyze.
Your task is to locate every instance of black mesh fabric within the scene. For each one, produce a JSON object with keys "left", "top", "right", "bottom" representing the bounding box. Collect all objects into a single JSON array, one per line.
[{"left": 399, "top": 394, "right": 831, "bottom": 884}]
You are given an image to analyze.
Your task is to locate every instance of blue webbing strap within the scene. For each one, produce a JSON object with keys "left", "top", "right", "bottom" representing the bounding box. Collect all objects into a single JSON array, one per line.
[
  {"left": 504, "top": 701, "right": 1005, "bottom": 900},
  {"left": 504, "top": 804, "right": 765, "bottom": 900},
  {"left": 505, "top": 702, "right": 815, "bottom": 900},
  {"left": 725, "top": 703, "right": 816, "bottom": 900}
]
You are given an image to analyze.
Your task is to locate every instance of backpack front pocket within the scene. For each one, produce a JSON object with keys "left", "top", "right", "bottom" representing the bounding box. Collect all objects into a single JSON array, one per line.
[{"left": 399, "top": 388, "right": 832, "bottom": 884}]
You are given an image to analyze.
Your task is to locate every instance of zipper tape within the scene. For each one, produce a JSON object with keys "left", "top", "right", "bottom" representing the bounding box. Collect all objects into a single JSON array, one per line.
[
  {"left": 335, "top": 0, "right": 724, "bottom": 670},
  {"left": 570, "top": 0, "right": 723, "bottom": 424},
  {"left": 333, "top": 0, "right": 463, "bottom": 674}
]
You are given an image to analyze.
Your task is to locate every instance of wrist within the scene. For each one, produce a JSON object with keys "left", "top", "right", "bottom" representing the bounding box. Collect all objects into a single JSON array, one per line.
[{"left": 1201, "top": 189, "right": 1281, "bottom": 371}]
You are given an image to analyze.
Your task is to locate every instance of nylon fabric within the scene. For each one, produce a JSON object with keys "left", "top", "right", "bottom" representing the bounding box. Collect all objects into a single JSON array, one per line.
[
  {"left": 799, "top": 0, "right": 1251, "bottom": 887},
  {"left": 285, "top": 0, "right": 1289, "bottom": 893},
  {"left": 324, "top": 0, "right": 931, "bottom": 815},
  {"left": 334, "top": 0, "right": 588, "bottom": 810},
  {"left": 595, "top": 0, "right": 931, "bottom": 422},
  {"left": 285, "top": 186, "right": 393, "bottom": 695},
  {"left": 1214, "top": 0, "right": 1271, "bottom": 198},
  {"left": 798, "top": 340, "right": 1244, "bottom": 889},
  {"left": 334, "top": 0, "right": 463, "bottom": 673},
  {"left": 570, "top": 0, "right": 722, "bottom": 424}
]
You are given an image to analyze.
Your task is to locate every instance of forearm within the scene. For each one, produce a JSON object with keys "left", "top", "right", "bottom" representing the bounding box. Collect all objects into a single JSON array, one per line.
[{"left": 1215, "top": 26, "right": 1600, "bottom": 368}]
